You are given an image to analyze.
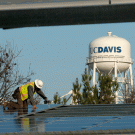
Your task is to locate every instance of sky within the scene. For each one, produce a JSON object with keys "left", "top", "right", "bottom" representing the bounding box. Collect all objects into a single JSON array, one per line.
[{"left": 0, "top": 22, "right": 135, "bottom": 104}]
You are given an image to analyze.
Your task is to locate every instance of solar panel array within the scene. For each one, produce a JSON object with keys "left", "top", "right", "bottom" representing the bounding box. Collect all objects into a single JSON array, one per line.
[
  {"left": 25, "top": 104, "right": 135, "bottom": 118},
  {"left": 0, "top": 104, "right": 60, "bottom": 134},
  {"left": 1, "top": 104, "right": 135, "bottom": 134}
]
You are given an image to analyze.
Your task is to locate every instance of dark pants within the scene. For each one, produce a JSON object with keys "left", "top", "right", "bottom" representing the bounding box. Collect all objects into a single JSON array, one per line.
[{"left": 8, "top": 87, "right": 28, "bottom": 109}]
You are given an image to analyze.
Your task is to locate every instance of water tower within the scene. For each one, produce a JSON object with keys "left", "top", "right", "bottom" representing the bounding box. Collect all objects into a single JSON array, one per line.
[{"left": 86, "top": 32, "right": 134, "bottom": 103}]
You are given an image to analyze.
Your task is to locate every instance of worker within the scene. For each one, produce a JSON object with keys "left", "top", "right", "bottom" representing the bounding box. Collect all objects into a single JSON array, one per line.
[{"left": 3, "top": 79, "right": 49, "bottom": 110}]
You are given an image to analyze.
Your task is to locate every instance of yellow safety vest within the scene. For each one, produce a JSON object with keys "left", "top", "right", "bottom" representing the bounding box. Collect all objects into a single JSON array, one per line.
[{"left": 19, "top": 82, "right": 35, "bottom": 101}]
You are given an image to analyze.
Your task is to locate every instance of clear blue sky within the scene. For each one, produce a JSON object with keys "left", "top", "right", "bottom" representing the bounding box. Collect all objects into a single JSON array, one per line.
[{"left": 0, "top": 22, "right": 135, "bottom": 104}]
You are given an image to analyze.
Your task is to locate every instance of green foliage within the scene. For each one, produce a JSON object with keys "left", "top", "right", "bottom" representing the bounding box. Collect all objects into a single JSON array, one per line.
[
  {"left": 72, "top": 78, "right": 82, "bottom": 105},
  {"left": 97, "top": 74, "right": 119, "bottom": 104},
  {"left": 62, "top": 97, "right": 67, "bottom": 105},
  {"left": 81, "top": 68, "right": 93, "bottom": 104},
  {"left": 92, "top": 86, "right": 99, "bottom": 104},
  {"left": 53, "top": 68, "right": 119, "bottom": 105},
  {"left": 53, "top": 92, "right": 67, "bottom": 105},
  {"left": 53, "top": 92, "right": 61, "bottom": 104},
  {"left": 72, "top": 68, "right": 119, "bottom": 105}
]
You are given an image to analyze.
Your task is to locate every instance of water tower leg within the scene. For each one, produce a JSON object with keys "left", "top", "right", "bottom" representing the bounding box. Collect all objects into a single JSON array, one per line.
[
  {"left": 114, "top": 62, "right": 118, "bottom": 104},
  {"left": 93, "top": 62, "right": 96, "bottom": 87},
  {"left": 129, "top": 64, "right": 133, "bottom": 91},
  {"left": 88, "top": 64, "right": 90, "bottom": 76},
  {"left": 124, "top": 71, "right": 128, "bottom": 100}
]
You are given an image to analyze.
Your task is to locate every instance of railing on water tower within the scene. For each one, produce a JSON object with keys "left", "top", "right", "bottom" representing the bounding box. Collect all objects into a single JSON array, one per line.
[{"left": 86, "top": 55, "right": 134, "bottom": 64}]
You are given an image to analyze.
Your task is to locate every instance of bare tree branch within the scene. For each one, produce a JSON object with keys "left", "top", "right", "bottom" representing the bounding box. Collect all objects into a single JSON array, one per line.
[{"left": 0, "top": 43, "right": 34, "bottom": 104}]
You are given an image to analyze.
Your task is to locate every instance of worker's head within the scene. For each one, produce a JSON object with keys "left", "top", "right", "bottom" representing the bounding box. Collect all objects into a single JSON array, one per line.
[{"left": 35, "top": 79, "right": 43, "bottom": 89}]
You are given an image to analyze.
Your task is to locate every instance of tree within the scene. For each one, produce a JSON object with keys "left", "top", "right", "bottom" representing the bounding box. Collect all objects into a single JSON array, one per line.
[
  {"left": 72, "top": 78, "right": 82, "bottom": 105},
  {"left": 53, "top": 92, "right": 61, "bottom": 104},
  {"left": 53, "top": 92, "right": 68, "bottom": 105},
  {"left": 72, "top": 68, "right": 119, "bottom": 104},
  {"left": 81, "top": 68, "right": 93, "bottom": 104},
  {"left": 122, "top": 84, "right": 135, "bottom": 104},
  {"left": 97, "top": 74, "right": 119, "bottom": 104},
  {"left": 121, "top": 68, "right": 135, "bottom": 104},
  {"left": 124, "top": 90, "right": 135, "bottom": 103},
  {"left": 62, "top": 97, "right": 67, "bottom": 105},
  {"left": 0, "top": 44, "right": 34, "bottom": 104},
  {"left": 92, "top": 85, "right": 99, "bottom": 104}
]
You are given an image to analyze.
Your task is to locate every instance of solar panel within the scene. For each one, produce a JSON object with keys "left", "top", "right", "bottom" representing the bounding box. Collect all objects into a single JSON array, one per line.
[
  {"left": 1, "top": 104, "right": 135, "bottom": 134},
  {"left": 0, "top": 104, "right": 60, "bottom": 133}
]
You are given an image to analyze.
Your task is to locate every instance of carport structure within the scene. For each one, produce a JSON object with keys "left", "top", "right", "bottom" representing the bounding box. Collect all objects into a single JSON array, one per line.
[
  {"left": 1, "top": 0, "right": 135, "bottom": 134},
  {"left": 0, "top": 0, "right": 135, "bottom": 29}
]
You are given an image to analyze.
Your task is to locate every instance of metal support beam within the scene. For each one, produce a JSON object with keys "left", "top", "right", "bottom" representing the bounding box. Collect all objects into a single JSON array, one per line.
[
  {"left": 93, "top": 62, "right": 96, "bottom": 87},
  {"left": 0, "top": 2, "right": 135, "bottom": 29},
  {"left": 129, "top": 64, "right": 133, "bottom": 91},
  {"left": 114, "top": 62, "right": 118, "bottom": 104},
  {"left": 124, "top": 71, "right": 128, "bottom": 96}
]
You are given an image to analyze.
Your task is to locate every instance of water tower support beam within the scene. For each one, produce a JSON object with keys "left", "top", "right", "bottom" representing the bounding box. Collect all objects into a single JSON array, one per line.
[
  {"left": 129, "top": 64, "right": 133, "bottom": 91},
  {"left": 114, "top": 62, "right": 117, "bottom": 78},
  {"left": 108, "top": 67, "right": 114, "bottom": 75},
  {"left": 114, "top": 61, "right": 118, "bottom": 104},
  {"left": 124, "top": 71, "right": 128, "bottom": 97},
  {"left": 93, "top": 62, "right": 96, "bottom": 87},
  {"left": 88, "top": 65, "right": 90, "bottom": 76}
]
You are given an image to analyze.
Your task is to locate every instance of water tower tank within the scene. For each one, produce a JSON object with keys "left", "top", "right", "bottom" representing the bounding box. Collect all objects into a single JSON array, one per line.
[{"left": 88, "top": 32, "right": 132, "bottom": 73}]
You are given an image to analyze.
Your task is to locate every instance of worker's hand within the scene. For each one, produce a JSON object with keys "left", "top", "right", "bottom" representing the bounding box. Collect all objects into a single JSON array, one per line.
[
  {"left": 44, "top": 100, "right": 51, "bottom": 104},
  {"left": 32, "top": 105, "right": 37, "bottom": 110}
]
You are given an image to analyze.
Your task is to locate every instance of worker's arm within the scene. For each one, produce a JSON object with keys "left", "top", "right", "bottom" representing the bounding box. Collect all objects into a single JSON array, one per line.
[
  {"left": 36, "top": 89, "right": 47, "bottom": 101},
  {"left": 28, "top": 86, "right": 37, "bottom": 110}
]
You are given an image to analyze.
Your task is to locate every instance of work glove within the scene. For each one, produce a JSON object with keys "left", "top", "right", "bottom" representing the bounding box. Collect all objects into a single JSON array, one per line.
[{"left": 44, "top": 100, "right": 51, "bottom": 104}]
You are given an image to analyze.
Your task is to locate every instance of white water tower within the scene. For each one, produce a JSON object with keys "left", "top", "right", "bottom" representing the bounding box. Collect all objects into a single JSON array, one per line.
[{"left": 86, "top": 32, "right": 134, "bottom": 103}]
